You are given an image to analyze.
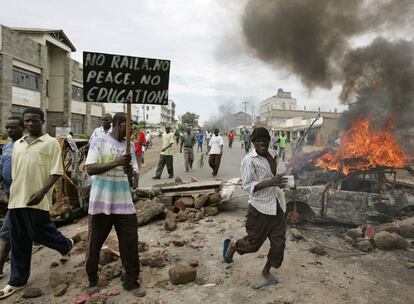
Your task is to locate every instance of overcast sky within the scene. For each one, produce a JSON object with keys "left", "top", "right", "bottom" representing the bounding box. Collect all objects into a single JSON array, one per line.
[{"left": 1, "top": 0, "right": 349, "bottom": 124}]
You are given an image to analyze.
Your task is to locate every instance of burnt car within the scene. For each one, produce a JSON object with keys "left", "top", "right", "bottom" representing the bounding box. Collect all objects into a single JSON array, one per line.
[{"left": 284, "top": 168, "right": 414, "bottom": 226}]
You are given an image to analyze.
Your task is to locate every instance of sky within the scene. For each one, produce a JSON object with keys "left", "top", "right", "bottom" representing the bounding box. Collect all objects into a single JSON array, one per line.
[{"left": 1, "top": 0, "right": 348, "bottom": 124}]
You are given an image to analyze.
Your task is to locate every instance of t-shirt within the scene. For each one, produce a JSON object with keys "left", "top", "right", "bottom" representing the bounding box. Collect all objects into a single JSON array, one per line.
[
  {"left": 161, "top": 132, "right": 175, "bottom": 156},
  {"left": 279, "top": 136, "right": 287, "bottom": 148},
  {"left": 181, "top": 133, "right": 195, "bottom": 148},
  {"left": 209, "top": 135, "right": 224, "bottom": 154},
  {"left": 9, "top": 134, "right": 63, "bottom": 212},
  {"left": 271, "top": 136, "right": 279, "bottom": 146},
  {"left": 0, "top": 141, "right": 15, "bottom": 196},
  {"left": 89, "top": 126, "right": 113, "bottom": 143},
  {"left": 196, "top": 133, "right": 204, "bottom": 144},
  {"left": 85, "top": 134, "right": 138, "bottom": 215},
  {"left": 134, "top": 131, "right": 146, "bottom": 157}
]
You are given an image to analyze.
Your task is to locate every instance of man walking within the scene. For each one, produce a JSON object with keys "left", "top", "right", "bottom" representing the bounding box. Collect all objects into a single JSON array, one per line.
[
  {"left": 271, "top": 132, "right": 279, "bottom": 152},
  {"left": 244, "top": 129, "right": 251, "bottom": 153},
  {"left": 196, "top": 130, "right": 204, "bottom": 152},
  {"left": 228, "top": 130, "right": 235, "bottom": 148},
  {"left": 206, "top": 128, "right": 224, "bottom": 177},
  {"left": 223, "top": 127, "right": 287, "bottom": 290},
  {"left": 0, "top": 108, "right": 73, "bottom": 299},
  {"left": 89, "top": 113, "right": 112, "bottom": 142},
  {"left": 0, "top": 117, "right": 24, "bottom": 278},
  {"left": 153, "top": 126, "right": 174, "bottom": 179},
  {"left": 278, "top": 132, "right": 287, "bottom": 161},
  {"left": 180, "top": 129, "right": 195, "bottom": 172},
  {"left": 85, "top": 112, "right": 144, "bottom": 297}
]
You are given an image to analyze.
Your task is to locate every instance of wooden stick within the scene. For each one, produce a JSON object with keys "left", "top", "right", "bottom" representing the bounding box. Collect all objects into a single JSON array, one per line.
[{"left": 126, "top": 103, "right": 133, "bottom": 187}]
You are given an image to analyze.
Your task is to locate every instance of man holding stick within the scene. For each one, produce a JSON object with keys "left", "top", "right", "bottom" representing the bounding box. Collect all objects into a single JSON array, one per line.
[
  {"left": 223, "top": 127, "right": 287, "bottom": 289},
  {"left": 85, "top": 112, "right": 144, "bottom": 297}
]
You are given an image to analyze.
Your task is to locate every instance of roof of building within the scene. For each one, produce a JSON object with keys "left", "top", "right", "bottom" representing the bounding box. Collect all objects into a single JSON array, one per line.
[{"left": 10, "top": 27, "right": 76, "bottom": 51}]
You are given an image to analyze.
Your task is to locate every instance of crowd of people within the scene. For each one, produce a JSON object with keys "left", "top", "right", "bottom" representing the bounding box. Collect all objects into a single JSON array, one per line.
[{"left": 0, "top": 110, "right": 291, "bottom": 299}]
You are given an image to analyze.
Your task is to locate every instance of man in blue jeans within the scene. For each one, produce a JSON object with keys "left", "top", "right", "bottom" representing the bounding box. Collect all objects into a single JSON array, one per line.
[
  {"left": 0, "top": 108, "right": 73, "bottom": 300},
  {"left": 0, "top": 117, "right": 24, "bottom": 278}
]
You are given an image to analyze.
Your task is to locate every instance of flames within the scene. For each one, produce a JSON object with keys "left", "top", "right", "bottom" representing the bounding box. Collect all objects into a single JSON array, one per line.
[{"left": 315, "top": 118, "right": 407, "bottom": 175}]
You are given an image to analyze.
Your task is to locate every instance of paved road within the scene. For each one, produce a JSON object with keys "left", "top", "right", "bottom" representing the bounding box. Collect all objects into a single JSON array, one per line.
[{"left": 139, "top": 139, "right": 287, "bottom": 188}]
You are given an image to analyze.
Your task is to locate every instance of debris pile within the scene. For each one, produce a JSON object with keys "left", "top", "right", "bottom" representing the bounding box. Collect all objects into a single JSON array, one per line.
[{"left": 344, "top": 219, "right": 414, "bottom": 252}]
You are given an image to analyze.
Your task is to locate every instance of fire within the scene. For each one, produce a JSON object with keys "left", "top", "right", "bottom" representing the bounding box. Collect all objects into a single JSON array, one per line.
[{"left": 315, "top": 118, "right": 407, "bottom": 175}]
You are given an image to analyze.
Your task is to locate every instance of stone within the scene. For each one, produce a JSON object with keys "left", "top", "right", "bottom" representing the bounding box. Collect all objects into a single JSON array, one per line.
[
  {"left": 189, "top": 241, "right": 204, "bottom": 249},
  {"left": 87, "top": 293, "right": 107, "bottom": 304},
  {"left": 346, "top": 228, "right": 364, "bottom": 240},
  {"left": 194, "top": 277, "right": 206, "bottom": 285},
  {"left": 101, "top": 261, "right": 122, "bottom": 280},
  {"left": 188, "top": 259, "right": 199, "bottom": 267},
  {"left": 160, "top": 197, "right": 174, "bottom": 210},
  {"left": 194, "top": 211, "right": 204, "bottom": 221},
  {"left": 141, "top": 252, "right": 166, "bottom": 268},
  {"left": 99, "top": 248, "right": 118, "bottom": 266},
  {"left": 164, "top": 211, "right": 177, "bottom": 231},
  {"left": 343, "top": 235, "right": 355, "bottom": 246},
  {"left": 176, "top": 210, "right": 189, "bottom": 222},
  {"left": 257, "top": 253, "right": 266, "bottom": 259},
  {"left": 375, "top": 223, "right": 400, "bottom": 234},
  {"left": 290, "top": 228, "right": 304, "bottom": 240},
  {"left": 374, "top": 231, "right": 398, "bottom": 250},
  {"left": 364, "top": 225, "right": 376, "bottom": 240},
  {"left": 204, "top": 206, "right": 218, "bottom": 216},
  {"left": 168, "top": 264, "right": 197, "bottom": 285},
  {"left": 356, "top": 239, "right": 373, "bottom": 252},
  {"left": 207, "top": 193, "right": 222, "bottom": 206},
  {"left": 399, "top": 224, "right": 414, "bottom": 238},
  {"left": 136, "top": 198, "right": 165, "bottom": 226},
  {"left": 175, "top": 177, "right": 183, "bottom": 183},
  {"left": 405, "top": 262, "right": 414, "bottom": 269},
  {"left": 172, "top": 239, "right": 186, "bottom": 247},
  {"left": 50, "top": 261, "right": 59, "bottom": 268},
  {"left": 72, "top": 231, "right": 88, "bottom": 244},
  {"left": 138, "top": 241, "right": 149, "bottom": 252},
  {"left": 53, "top": 283, "right": 68, "bottom": 297},
  {"left": 49, "top": 270, "right": 72, "bottom": 288},
  {"left": 394, "top": 233, "right": 410, "bottom": 250},
  {"left": 194, "top": 194, "right": 209, "bottom": 209},
  {"left": 309, "top": 245, "right": 326, "bottom": 255},
  {"left": 23, "top": 287, "right": 43, "bottom": 298},
  {"left": 175, "top": 197, "right": 194, "bottom": 207}
]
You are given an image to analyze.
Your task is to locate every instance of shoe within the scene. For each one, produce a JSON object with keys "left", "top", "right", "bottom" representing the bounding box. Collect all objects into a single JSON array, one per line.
[
  {"left": 168, "top": 175, "right": 174, "bottom": 178},
  {"left": 185, "top": 169, "right": 189, "bottom": 172},
  {"left": 152, "top": 176, "right": 160, "bottom": 180},
  {"left": 122, "top": 281, "right": 146, "bottom": 297}
]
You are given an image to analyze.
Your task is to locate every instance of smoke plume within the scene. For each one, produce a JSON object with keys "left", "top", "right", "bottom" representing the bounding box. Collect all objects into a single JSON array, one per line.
[{"left": 241, "top": 0, "right": 414, "bottom": 129}]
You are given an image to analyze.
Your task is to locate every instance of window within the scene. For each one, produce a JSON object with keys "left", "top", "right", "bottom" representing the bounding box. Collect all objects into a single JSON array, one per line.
[
  {"left": 71, "top": 114, "right": 85, "bottom": 134},
  {"left": 152, "top": 106, "right": 155, "bottom": 109},
  {"left": 72, "top": 86, "right": 83, "bottom": 101},
  {"left": 146, "top": 106, "right": 149, "bottom": 111},
  {"left": 13, "top": 67, "right": 39, "bottom": 90},
  {"left": 146, "top": 114, "right": 148, "bottom": 120}
]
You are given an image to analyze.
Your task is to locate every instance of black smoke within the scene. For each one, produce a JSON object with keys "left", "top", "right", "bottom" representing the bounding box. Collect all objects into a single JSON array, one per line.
[{"left": 241, "top": 0, "right": 414, "bottom": 129}]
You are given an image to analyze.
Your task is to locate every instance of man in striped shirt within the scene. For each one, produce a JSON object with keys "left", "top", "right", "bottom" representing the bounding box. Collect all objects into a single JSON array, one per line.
[
  {"left": 224, "top": 127, "right": 287, "bottom": 289},
  {"left": 85, "top": 113, "right": 145, "bottom": 297}
]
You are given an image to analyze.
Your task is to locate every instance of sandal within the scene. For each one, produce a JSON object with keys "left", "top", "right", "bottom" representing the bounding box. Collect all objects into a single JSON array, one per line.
[{"left": 0, "top": 284, "right": 27, "bottom": 299}]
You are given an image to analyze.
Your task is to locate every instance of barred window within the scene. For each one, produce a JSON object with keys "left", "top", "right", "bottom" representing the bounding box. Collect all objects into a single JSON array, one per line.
[
  {"left": 13, "top": 67, "right": 39, "bottom": 90},
  {"left": 72, "top": 86, "right": 83, "bottom": 101}
]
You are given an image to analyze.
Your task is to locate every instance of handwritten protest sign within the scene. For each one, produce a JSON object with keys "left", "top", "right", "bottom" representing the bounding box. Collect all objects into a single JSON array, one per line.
[{"left": 83, "top": 51, "right": 170, "bottom": 105}]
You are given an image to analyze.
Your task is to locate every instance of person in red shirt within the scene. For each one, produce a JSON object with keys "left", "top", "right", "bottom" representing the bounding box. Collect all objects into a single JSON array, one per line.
[
  {"left": 134, "top": 128, "right": 147, "bottom": 169},
  {"left": 227, "top": 130, "right": 235, "bottom": 148}
]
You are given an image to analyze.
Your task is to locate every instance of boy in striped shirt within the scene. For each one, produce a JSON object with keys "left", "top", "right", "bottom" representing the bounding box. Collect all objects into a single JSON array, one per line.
[{"left": 85, "top": 112, "right": 144, "bottom": 297}]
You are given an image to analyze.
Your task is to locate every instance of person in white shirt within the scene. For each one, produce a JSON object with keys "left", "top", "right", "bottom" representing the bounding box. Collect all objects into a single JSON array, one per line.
[
  {"left": 206, "top": 128, "right": 224, "bottom": 177},
  {"left": 89, "top": 113, "right": 113, "bottom": 143},
  {"left": 223, "top": 127, "right": 287, "bottom": 290}
]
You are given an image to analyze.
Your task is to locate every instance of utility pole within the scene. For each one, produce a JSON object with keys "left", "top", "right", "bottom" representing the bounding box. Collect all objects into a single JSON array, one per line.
[{"left": 242, "top": 101, "right": 249, "bottom": 130}]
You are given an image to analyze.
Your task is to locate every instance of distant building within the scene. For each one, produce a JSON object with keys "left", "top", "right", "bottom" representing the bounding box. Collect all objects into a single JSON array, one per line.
[
  {"left": 231, "top": 111, "right": 252, "bottom": 130},
  {"left": 259, "top": 88, "right": 341, "bottom": 145},
  {"left": 0, "top": 25, "right": 104, "bottom": 135},
  {"left": 137, "top": 100, "right": 176, "bottom": 127}
]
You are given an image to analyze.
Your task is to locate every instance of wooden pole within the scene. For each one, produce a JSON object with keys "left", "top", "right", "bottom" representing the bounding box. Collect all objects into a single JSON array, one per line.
[{"left": 126, "top": 103, "right": 133, "bottom": 187}]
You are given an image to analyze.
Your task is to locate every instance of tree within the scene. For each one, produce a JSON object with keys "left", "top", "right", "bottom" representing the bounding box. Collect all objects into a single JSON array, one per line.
[{"left": 181, "top": 112, "right": 200, "bottom": 128}]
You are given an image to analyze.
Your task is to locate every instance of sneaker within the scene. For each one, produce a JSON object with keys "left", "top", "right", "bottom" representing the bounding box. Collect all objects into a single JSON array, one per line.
[
  {"left": 122, "top": 281, "right": 145, "bottom": 297},
  {"left": 152, "top": 176, "right": 160, "bottom": 180},
  {"left": 168, "top": 175, "right": 174, "bottom": 178}
]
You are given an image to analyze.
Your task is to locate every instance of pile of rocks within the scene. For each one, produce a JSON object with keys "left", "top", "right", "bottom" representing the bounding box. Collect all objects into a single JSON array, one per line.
[
  {"left": 344, "top": 220, "right": 414, "bottom": 252},
  {"left": 163, "top": 192, "right": 222, "bottom": 231}
]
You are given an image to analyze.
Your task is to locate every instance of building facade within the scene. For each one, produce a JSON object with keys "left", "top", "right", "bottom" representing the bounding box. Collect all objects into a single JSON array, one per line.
[{"left": 0, "top": 25, "right": 105, "bottom": 136}]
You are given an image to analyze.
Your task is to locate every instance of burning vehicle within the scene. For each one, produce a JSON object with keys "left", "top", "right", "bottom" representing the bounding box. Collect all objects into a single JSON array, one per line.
[{"left": 285, "top": 118, "right": 414, "bottom": 226}]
